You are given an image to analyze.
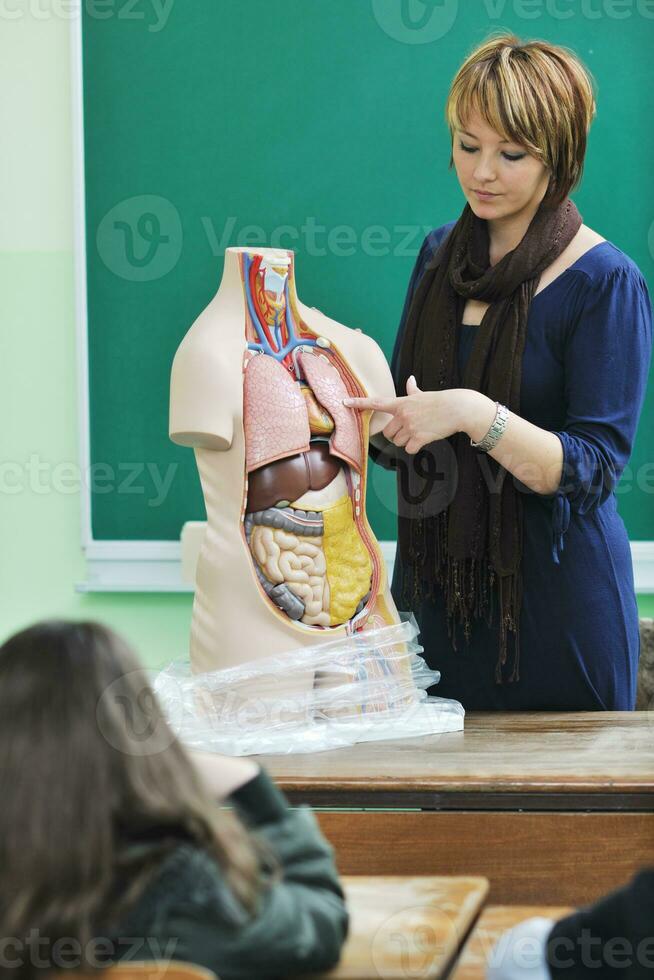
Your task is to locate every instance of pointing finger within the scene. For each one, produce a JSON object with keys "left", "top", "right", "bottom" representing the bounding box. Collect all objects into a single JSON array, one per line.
[{"left": 342, "top": 396, "right": 398, "bottom": 412}]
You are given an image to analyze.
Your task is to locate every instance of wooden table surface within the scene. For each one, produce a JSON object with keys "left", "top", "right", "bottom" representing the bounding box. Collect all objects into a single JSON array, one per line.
[
  {"left": 258, "top": 711, "right": 654, "bottom": 810},
  {"left": 259, "top": 713, "right": 654, "bottom": 907},
  {"left": 450, "top": 905, "right": 573, "bottom": 979},
  {"left": 301, "top": 876, "right": 489, "bottom": 980}
]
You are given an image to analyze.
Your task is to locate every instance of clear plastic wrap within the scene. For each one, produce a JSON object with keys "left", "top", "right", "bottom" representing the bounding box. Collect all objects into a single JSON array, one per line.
[{"left": 153, "top": 613, "right": 464, "bottom": 755}]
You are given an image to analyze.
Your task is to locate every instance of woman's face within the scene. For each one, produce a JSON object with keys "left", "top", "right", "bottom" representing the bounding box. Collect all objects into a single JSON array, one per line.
[{"left": 452, "top": 109, "right": 551, "bottom": 222}]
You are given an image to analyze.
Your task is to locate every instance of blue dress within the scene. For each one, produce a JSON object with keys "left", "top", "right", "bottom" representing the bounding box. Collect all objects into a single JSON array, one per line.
[{"left": 387, "top": 221, "right": 653, "bottom": 710}]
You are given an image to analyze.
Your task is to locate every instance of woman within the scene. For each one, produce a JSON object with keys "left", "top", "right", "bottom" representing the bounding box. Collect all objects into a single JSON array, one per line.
[
  {"left": 0, "top": 619, "right": 349, "bottom": 980},
  {"left": 345, "top": 33, "right": 652, "bottom": 710}
]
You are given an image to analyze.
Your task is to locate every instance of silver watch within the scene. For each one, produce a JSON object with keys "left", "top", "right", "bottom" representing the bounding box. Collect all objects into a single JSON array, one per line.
[{"left": 470, "top": 401, "right": 509, "bottom": 453}]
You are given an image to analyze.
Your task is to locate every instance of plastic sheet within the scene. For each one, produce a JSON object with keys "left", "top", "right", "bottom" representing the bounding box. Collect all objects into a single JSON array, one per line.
[{"left": 153, "top": 613, "right": 464, "bottom": 755}]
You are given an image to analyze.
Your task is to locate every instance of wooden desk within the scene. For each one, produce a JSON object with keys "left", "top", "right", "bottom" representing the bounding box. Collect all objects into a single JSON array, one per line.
[
  {"left": 258, "top": 712, "right": 654, "bottom": 906},
  {"left": 450, "top": 906, "right": 573, "bottom": 979},
  {"left": 304, "top": 876, "right": 488, "bottom": 980}
]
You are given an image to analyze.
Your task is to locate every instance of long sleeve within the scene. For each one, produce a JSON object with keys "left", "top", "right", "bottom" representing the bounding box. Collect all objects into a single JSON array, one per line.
[
  {"left": 546, "top": 867, "right": 654, "bottom": 978},
  {"left": 547, "top": 265, "right": 653, "bottom": 564},
  {"left": 486, "top": 868, "right": 654, "bottom": 978},
  {"left": 486, "top": 916, "right": 556, "bottom": 979},
  {"left": 163, "top": 767, "right": 349, "bottom": 979}
]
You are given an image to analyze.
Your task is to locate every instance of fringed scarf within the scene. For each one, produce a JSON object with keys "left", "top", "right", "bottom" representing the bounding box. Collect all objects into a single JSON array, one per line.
[{"left": 395, "top": 196, "right": 582, "bottom": 683}]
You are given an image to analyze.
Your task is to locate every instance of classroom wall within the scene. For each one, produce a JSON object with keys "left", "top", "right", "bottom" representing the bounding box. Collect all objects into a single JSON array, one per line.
[
  {"left": 2, "top": 10, "right": 194, "bottom": 669},
  {"left": 1, "top": 9, "right": 653, "bottom": 670}
]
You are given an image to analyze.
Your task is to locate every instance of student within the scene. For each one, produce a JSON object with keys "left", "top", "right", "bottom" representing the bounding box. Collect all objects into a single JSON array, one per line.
[
  {"left": 487, "top": 868, "right": 654, "bottom": 978},
  {"left": 0, "top": 619, "right": 349, "bottom": 980}
]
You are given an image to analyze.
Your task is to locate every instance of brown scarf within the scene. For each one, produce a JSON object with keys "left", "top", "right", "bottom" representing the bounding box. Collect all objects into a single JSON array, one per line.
[{"left": 394, "top": 195, "right": 582, "bottom": 683}]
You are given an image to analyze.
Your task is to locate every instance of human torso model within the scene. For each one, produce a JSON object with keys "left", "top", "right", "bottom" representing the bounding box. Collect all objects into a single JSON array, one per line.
[{"left": 170, "top": 247, "right": 404, "bottom": 706}]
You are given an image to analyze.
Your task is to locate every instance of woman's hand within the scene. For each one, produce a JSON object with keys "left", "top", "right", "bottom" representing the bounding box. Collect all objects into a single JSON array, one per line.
[
  {"left": 343, "top": 377, "right": 471, "bottom": 455},
  {"left": 187, "top": 749, "right": 260, "bottom": 800}
]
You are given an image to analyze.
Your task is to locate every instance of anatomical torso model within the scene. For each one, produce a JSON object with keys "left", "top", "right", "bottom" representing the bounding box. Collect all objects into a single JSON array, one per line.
[{"left": 170, "top": 247, "right": 405, "bottom": 706}]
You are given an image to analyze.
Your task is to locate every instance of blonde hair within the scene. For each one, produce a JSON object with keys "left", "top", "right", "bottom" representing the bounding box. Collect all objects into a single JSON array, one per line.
[{"left": 445, "top": 32, "right": 597, "bottom": 206}]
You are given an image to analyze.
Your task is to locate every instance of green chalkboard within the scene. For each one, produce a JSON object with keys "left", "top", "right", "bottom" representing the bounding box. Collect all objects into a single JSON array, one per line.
[{"left": 82, "top": 0, "right": 654, "bottom": 543}]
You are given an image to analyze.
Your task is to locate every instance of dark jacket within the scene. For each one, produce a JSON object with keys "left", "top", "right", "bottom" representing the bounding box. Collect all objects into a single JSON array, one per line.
[
  {"left": 547, "top": 868, "right": 654, "bottom": 979},
  {"left": 100, "top": 767, "right": 349, "bottom": 979}
]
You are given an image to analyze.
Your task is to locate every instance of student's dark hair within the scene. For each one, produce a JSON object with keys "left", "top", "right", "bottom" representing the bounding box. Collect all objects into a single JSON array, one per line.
[{"left": 0, "top": 619, "right": 264, "bottom": 979}]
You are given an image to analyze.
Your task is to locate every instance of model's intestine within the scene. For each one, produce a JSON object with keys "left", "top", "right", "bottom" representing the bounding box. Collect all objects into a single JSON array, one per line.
[
  {"left": 247, "top": 521, "right": 331, "bottom": 626},
  {"left": 240, "top": 251, "right": 376, "bottom": 630}
]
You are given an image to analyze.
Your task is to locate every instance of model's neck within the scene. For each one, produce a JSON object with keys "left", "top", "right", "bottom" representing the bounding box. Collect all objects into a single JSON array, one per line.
[
  {"left": 219, "top": 247, "right": 317, "bottom": 365},
  {"left": 220, "top": 246, "right": 299, "bottom": 308}
]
